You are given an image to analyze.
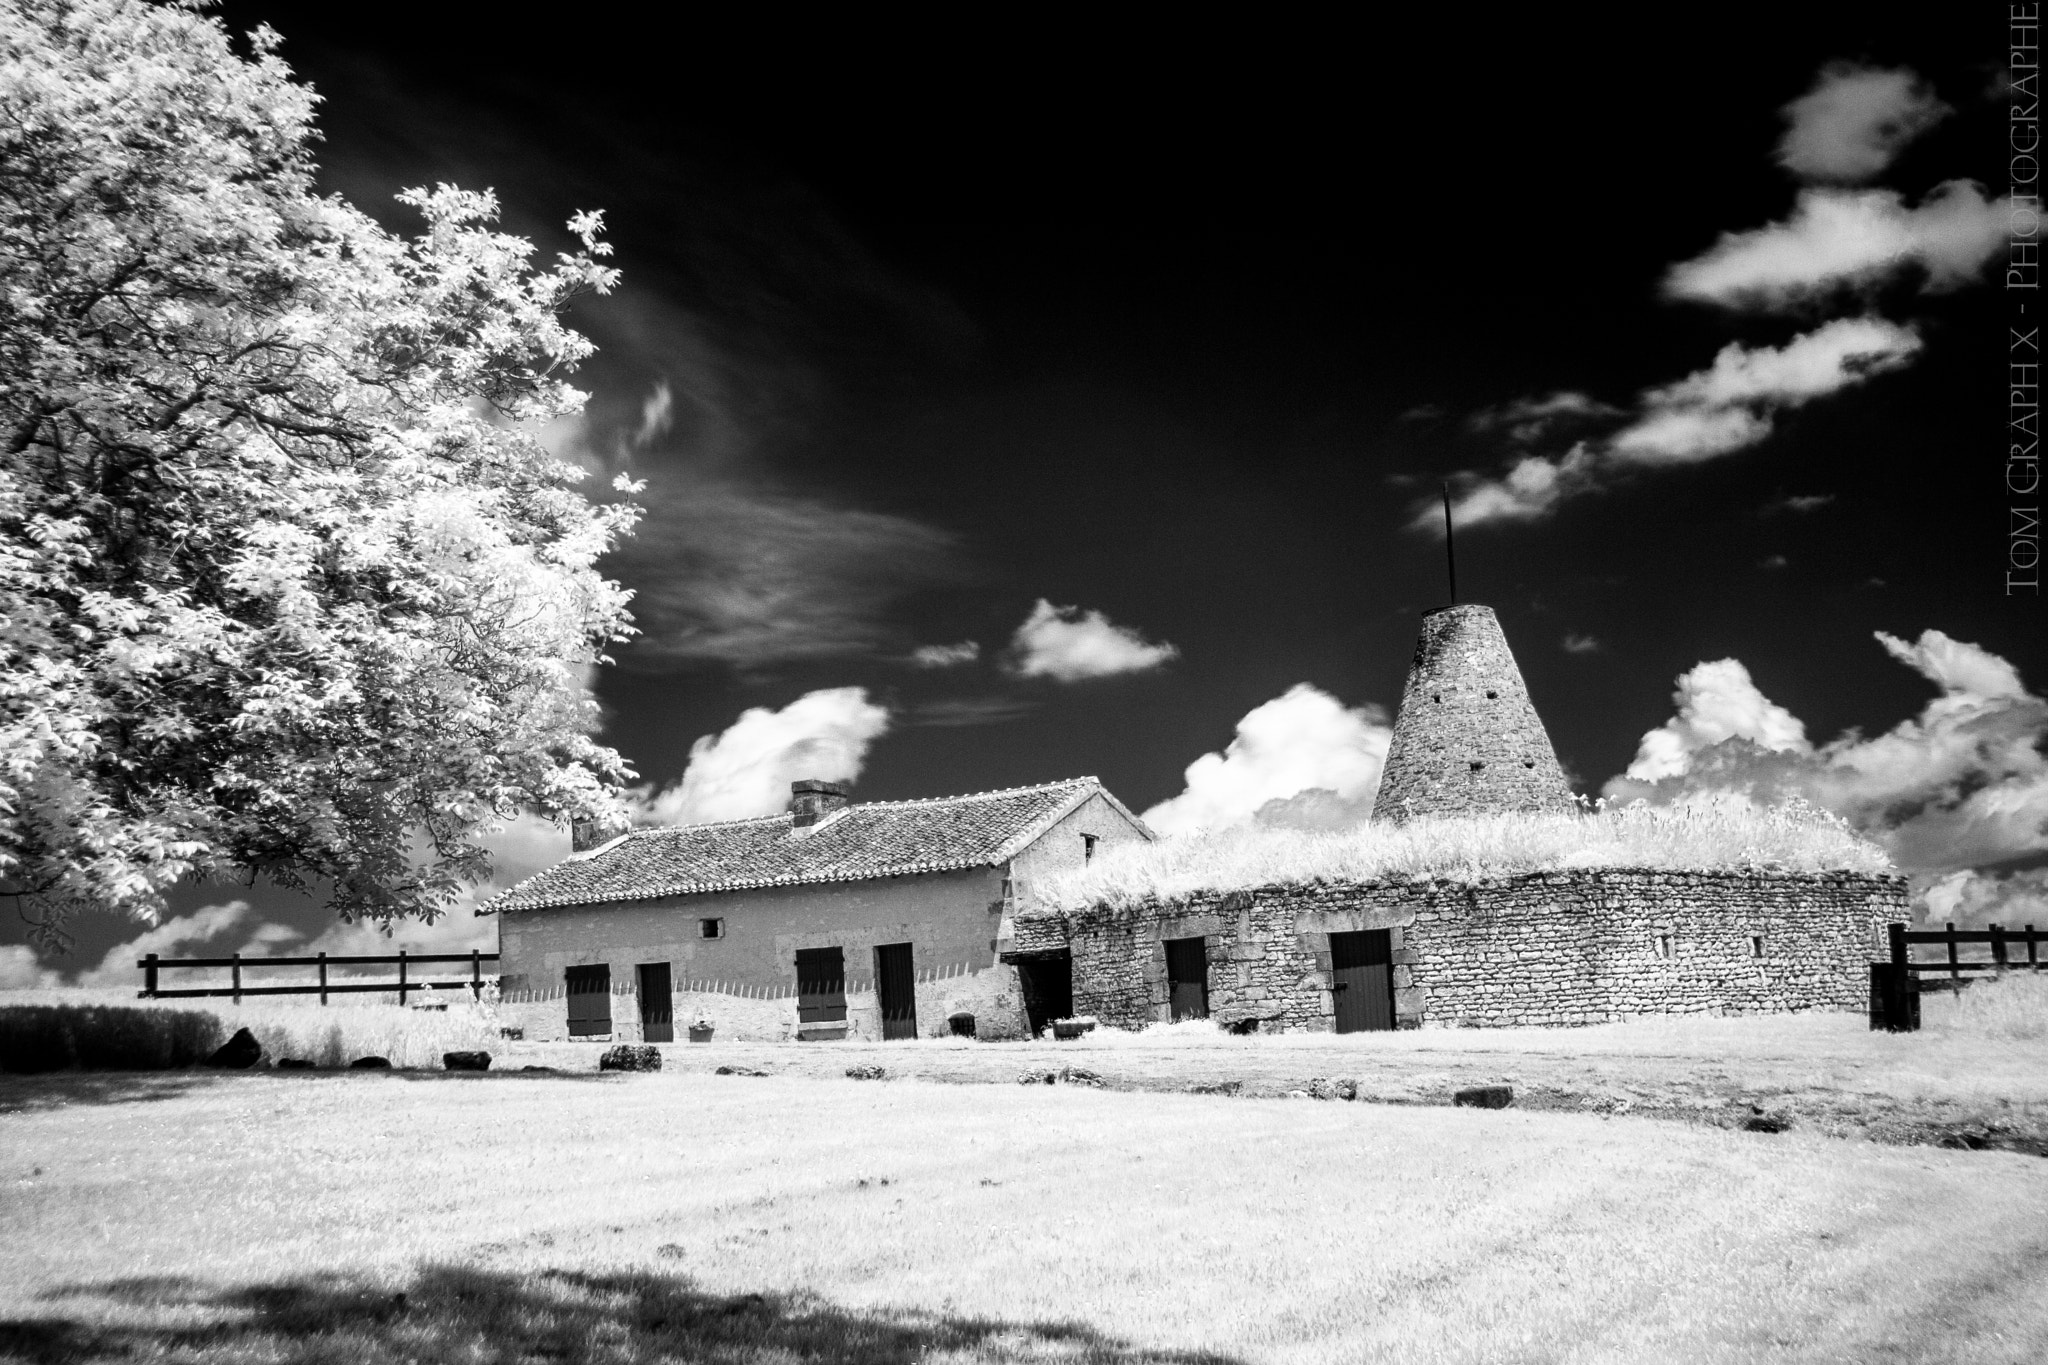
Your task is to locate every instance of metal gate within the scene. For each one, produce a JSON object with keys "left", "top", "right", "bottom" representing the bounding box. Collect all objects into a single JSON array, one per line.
[
  {"left": 1329, "top": 930, "right": 1394, "bottom": 1032},
  {"left": 874, "top": 942, "right": 917, "bottom": 1040}
]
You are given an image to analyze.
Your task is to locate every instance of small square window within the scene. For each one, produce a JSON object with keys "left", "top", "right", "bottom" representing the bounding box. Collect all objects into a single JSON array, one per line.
[
  {"left": 1081, "top": 834, "right": 1099, "bottom": 863},
  {"left": 1750, "top": 935, "right": 1765, "bottom": 958},
  {"left": 700, "top": 918, "right": 725, "bottom": 940},
  {"left": 1655, "top": 935, "right": 1673, "bottom": 959}
]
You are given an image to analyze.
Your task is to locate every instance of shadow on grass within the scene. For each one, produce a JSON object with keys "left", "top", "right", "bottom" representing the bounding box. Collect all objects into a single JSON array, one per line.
[
  {"left": 4, "top": 1264, "right": 1244, "bottom": 1364},
  {"left": 0, "top": 1065, "right": 618, "bottom": 1112},
  {"left": 0, "top": 1072, "right": 223, "bottom": 1115}
]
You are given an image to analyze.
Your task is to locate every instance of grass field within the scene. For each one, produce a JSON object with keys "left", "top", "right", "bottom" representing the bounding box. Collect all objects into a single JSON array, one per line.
[{"left": 4, "top": 1043, "right": 2048, "bottom": 1364}]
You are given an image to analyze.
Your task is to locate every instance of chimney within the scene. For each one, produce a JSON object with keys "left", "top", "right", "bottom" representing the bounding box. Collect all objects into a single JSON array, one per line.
[
  {"left": 571, "top": 814, "right": 629, "bottom": 852},
  {"left": 788, "top": 778, "right": 850, "bottom": 827}
]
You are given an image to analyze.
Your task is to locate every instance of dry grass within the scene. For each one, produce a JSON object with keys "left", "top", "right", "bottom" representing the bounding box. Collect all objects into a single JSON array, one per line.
[
  {"left": 1, "top": 1063, "right": 2043, "bottom": 1364},
  {"left": 1944, "top": 970, "right": 2048, "bottom": 1041},
  {"left": 1038, "top": 799, "right": 1891, "bottom": 914},
  {"left": 0, "top": 988, "right": 500, "bottom": 1070}
]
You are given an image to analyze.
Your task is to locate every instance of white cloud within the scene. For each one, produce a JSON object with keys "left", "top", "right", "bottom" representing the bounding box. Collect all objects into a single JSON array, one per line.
[
  {"left": 1417, "top": 445, "right": 1598, "bottom": 533},
  {"left": 1875, "top": 628, "right": 2027, "bottom": 700},
  {"left": 1008, "top": 600, "right": 1178, "bottom": 681},
  {"left": 1425, "top": 319, "right": 1920, "bottom": 530},
  {"left": 1605, "top": 631, "right": 2048, "bottom": 924},
  {"left": 1609, "top": 317, "right": 1922, "bottom": 466},
  {"left": 1623, "top": 659, "right": 1812, "bottom": 783},
  {"left": 0, "top": 945, "right": 60, "bottom": 989},
  {"left": 1466, "top": 391, "right": 1624, "bottom": 443},
  {"left": 1562, "top": 633, "right": 1601, "bottom": 655},
  {"left": 1776, "top": 64, "right": 1949, "bottom": 183},
  {"left": 1764, "top": 493, "right": 1836, "bottom": 514},
  {"left": 605, "top": 472, "right": 961, "bottom": 669},
  {"left": 71, "top": 900, "right": 257, "bottom": 988},
  {"left": 631, "top": 687, "right": 890, "bottom": 826},
  {"left": 911, "top": 640, "right": 980, "bottom": 668},
  {"left": 1142, "top": 685, "right": 1391, "bottom": 836},
  {"left": 1663, "top": 183, "right": 2006, "bottom": 309}
]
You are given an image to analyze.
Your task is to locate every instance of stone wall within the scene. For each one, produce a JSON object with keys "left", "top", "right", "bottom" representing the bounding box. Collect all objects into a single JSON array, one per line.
[
  {"left": 1026, "top": 868, "right": 1908, "bottom": 1030},
  {"left": 1371, "top": 605, "right": 1575, "bottom": 821},
  {"left": 495, "top": 964, "right": 1026, "bottom": 1044},
  {"left": 495, "top": 865, "right": 1031, "bottom": 1040}
]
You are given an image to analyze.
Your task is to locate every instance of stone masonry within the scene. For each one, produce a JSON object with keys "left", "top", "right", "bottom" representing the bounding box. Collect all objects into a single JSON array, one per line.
[
  {"left": 1371, "top": 605, "right": 1575, "bottom": 821},
  {"left": 1016, "top": 868, "right": 1909, "bottom": 1030}
]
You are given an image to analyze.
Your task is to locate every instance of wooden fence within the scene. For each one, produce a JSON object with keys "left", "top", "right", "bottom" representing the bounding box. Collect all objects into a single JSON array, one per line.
[
  {"left": 138, "top": 950, "right": 497, "bottom": 1005},
  {"left": 1869, "top": 922, "right": 2046, "bottom": 1031}
]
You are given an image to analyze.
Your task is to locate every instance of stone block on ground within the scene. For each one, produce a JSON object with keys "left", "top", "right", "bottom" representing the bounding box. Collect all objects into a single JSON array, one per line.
[
  {"left": 1453, "top": 1084, "right": 1514, "bottom": 1109},
  {"left": 442, "top": 1051, "right": 492, "bottom": 1072},
  {"left": 205, "top": 1028, "right": 262, "bottom": 1069},
  {"left": 598, "top": 1045, "right": 661, "bottom": 1072},
  {"left": 275, "top": 1058, "right": 316, "bottom": 1071},
  {"left": 845, "top": 1064, "right": 886, "bottom": 1080},
  {"left": 714, "top": 1064, "right": 768, "bottom": 1076},
  {"left": 348, "top": 1055, "right": 391, "bottom": 1070}
]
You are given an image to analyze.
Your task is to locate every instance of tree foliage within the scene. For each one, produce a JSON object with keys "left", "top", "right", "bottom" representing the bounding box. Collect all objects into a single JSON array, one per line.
[{"left": 1, "top": 0, "right": 641, "bottom": 945}]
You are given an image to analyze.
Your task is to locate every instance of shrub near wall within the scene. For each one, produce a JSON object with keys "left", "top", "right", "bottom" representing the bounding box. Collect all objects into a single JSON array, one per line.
[
  {"left": 0, "top": 1005, "right": 224, "bottom": 1073},
  {"left": 1039, "top": 868, "right": 1909, "bottom": 1031}
]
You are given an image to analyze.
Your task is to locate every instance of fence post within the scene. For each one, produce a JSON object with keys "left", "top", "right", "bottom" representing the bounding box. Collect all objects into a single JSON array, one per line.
[
  {"left": 2030, "top": 924, "right": 2040, "bottom": 971},
  {"left": 471, "top": 949, "right": 482, "bottom": 1001},
  {"left": 1946, "top": 922, "right": 1961, "bottom": 993},
  {"left": 1992, "top": 924, "right": 2009, "bottom": 972},
  {"left": 142, "top": 952, "right": 159, "bottom": 999},
  {"left": 232, "top": 952, "right": 242, "bottom": 1006},
  {"left": 318, "top": 952, "right": 328, "bottom": 1006},
  {"left": 398, "top": 949, "right": 408, "bottom": 1007}
]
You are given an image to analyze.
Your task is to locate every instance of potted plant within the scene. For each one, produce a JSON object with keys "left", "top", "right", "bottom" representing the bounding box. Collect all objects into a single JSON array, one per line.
[{"left": 687, "top": 1016, "right": 715, "bottom": 1043}]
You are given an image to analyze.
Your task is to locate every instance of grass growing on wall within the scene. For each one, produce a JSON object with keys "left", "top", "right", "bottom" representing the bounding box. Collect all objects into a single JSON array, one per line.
[{"left": 1036, "top": 799, "right": 1893, "bottom": 914}]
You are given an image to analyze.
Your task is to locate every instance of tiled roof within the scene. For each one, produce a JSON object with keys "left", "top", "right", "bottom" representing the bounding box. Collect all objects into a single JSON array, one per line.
[{"left": 480, "top": 777, "right": 1146, "bottom": 914}]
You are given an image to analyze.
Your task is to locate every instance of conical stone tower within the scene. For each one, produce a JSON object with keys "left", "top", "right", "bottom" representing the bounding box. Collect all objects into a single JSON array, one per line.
[{"left": 1370, "top": 604, "right": 1574, "bottom": 822}]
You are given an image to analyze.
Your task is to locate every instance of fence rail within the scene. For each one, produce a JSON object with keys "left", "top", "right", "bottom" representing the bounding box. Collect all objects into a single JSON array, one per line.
[
  {"left": 138, "top": 950, "right": 497, "bottom": 1005},
  {"left": 1870, "top": 922, "right": 2045, "bottom": 1031}
]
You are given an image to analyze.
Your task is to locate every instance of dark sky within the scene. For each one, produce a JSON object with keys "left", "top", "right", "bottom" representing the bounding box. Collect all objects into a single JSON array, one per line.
[{"left": 11, "top": 5, "right": 2041, "bottom": 972}]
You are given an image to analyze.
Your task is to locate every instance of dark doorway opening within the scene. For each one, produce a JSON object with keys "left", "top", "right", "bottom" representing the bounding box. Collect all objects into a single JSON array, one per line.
[
  {"left": 1016, "top": 951, "right": 1073, "bottom": 1036},
  {"left": 1165, "top": 937, "right": 1209, "bottom": 1022},
  {"left": 874, "top": 942, "right": 917, "bottom": 1040},
  {"left": 636, "top": 961, "right": 673, "bottom": 1043},
  {"left": 795, "top": 946, "right": 847, "bottom": 1038},
  {"left": 565, "top": 963, "right": 611, "bottom": 1037},
  {"left": 1330, "top": 929, "right": 1395, "bottom": 1032}
]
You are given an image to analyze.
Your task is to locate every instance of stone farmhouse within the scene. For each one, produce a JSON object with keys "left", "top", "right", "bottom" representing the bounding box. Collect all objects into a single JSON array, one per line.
[
  {"left": 1008, "top": 605, "right": 1907, "bottom": 1032},
  {"left": 484, "top": 777, "right": 1152, "bottom": 1042}
]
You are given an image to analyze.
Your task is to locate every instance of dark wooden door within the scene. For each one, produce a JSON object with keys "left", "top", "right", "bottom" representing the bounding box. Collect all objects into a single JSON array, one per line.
[
  {"left": 1165, "top": 937, "right": 1208, "bottom": 1022},
  {"left": 874, "top": 942, "right": 917, "bottom": 1040},
  {"left": 795, "top": 947, "right": 846, "bottom": 1025},
  {"left": 636, "top": 962, "right": 673, "bottom": 1043},
  {"left": 565, "top": 963, "right": 611, "bottom": 1037},
  {"left": 1330, "top": 930, "right": 1394, "bottom": 1032},
  {"left": 1018, "top": 951, "right": 1073, "bottom": 1036}
]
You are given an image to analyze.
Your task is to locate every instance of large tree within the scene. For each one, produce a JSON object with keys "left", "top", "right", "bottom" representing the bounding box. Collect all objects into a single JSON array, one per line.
[{"left": 1, "top": 0, "right": 641, "bottom": 947}]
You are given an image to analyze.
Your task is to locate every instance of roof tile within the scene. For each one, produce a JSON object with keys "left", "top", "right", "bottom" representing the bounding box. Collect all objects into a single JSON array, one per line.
[{"left": 483, "top": 777, "right": 1136, "bottom": 913}]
